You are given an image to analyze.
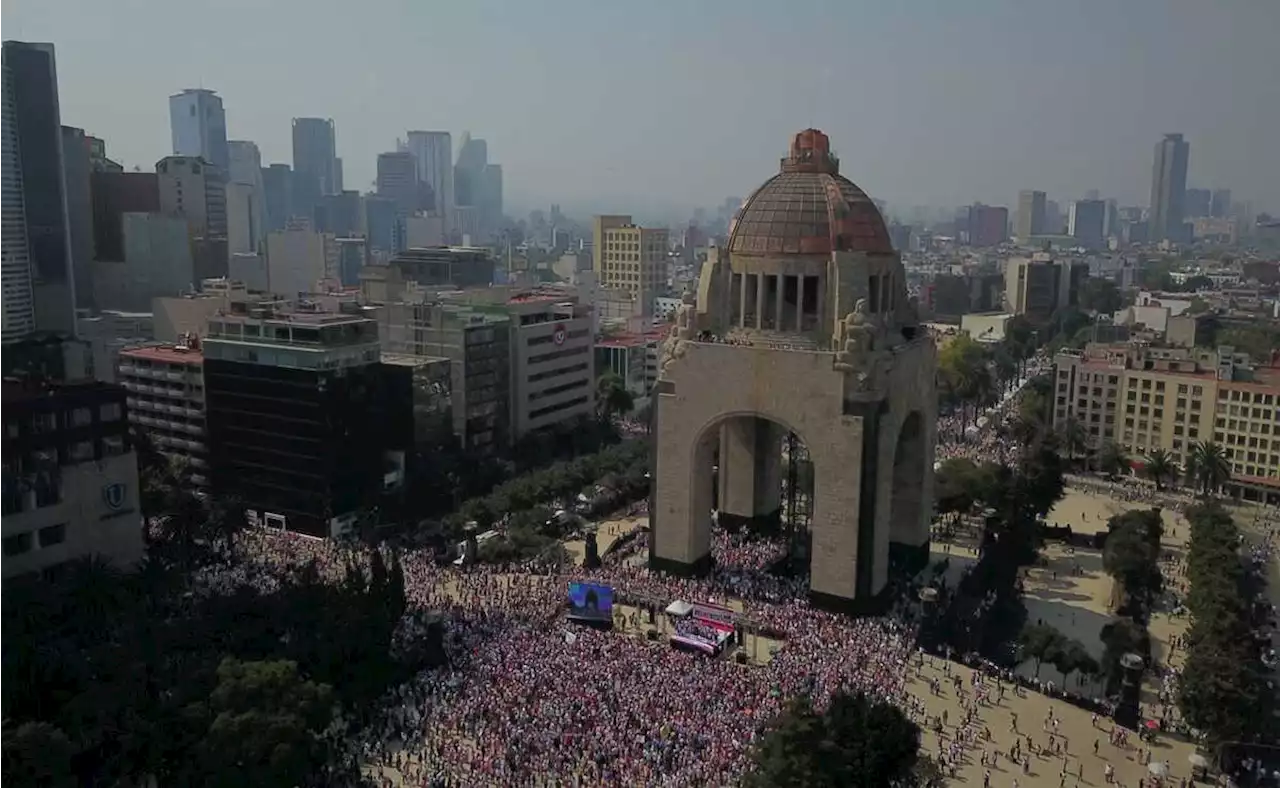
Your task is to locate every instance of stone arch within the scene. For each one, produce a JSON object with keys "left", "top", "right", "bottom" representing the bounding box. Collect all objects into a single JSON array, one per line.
[
  {"left": 686, "top": 410, "right": 812, "bottom": 546},
  {"left": 887, "top": 410, "right": 930, "bottom": 562}
]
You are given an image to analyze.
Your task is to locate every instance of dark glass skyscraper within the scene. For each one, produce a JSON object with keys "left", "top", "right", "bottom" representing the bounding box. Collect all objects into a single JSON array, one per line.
[
  {"left": 3, "top": 41, "right": 75, "bottom": 335},
  {"left": 1149, "top": 133, "right": 1190, "bottom": 242}
]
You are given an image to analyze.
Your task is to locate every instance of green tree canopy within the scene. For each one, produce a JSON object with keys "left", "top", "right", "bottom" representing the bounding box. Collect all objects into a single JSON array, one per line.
[
  {"left": 746, "top": 691, "right": 921, "bottom": 788},
  {"left": 1078, "top": 277, "right": 1124, "bottom": 315},
  {"left": 182, "top": 658, "right": 334, "bottom": 788}
]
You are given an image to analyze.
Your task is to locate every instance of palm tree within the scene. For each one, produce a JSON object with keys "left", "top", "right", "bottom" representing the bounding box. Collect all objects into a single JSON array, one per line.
[
  {"left": 1143, "top": 449, "right": 1178, "bottom": 491},
  {"left": 595, "top": 372, "right": 634, "bottom": 423},
  {"left": 1185, "top": 440, "right": 1232, "bottom": 497}
]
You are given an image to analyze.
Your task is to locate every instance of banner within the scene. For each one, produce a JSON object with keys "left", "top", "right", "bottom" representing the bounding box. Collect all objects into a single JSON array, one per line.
[{"left": 692, "top": 602, "right": 735, "bottom": 633}]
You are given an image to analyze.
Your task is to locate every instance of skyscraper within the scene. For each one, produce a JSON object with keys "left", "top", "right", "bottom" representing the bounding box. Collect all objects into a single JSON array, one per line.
[
  {"left": 261, "top": 163, "right": 294, "bottom": 232},
  {"left": 1210, "top": 189, "right": 1232, "bottom": 218},
  {"left": 1068, "top": 199, "right": 1107, "bottom": 249},
  {"left": 481, "top": 164, "right": 503, "bottom": 235},
  {"left": 61, "top": 126, "right": 95, "bottom": 311},
  {"left": 1015, "top": 190, "right": 1046, "bottom": 240},
  {"left": 1184, "top": 188, "right": 1211, "bottom": 218},
  {"left": 405, "top": 130, "right": 453, "bottom": 232},
  {"left": 1149, "top": 133, "right": 1190, "bottom": 242},
  {"left": 169, "top": 89, "right": 229, "bottom": 173},
  {"left": 227, "top": 141, "right": 266, "bottom": 253},
  {"left": 964, "top": 203, "right": 1008, "bottom": 247},
  {"left": 454, "top": 132, "right": 487, "bottom": 207},
  {"left": 3, "top": 41, "right": 75, "bottom": 336},
  {"left": 1, "top": 46, "right": 35, "bottom": 341},
  {"left": 377, "top": 151, "right": 421, "bottom": 214},
  {"left": 291, "top": 117, "right": 338, "bottom": 218}
]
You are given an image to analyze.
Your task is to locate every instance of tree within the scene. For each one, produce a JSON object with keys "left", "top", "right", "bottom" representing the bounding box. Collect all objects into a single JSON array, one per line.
[
  {"left": 1018, "top": 623, "right": 1068, "bottom": 678},
  {"left": 1078, "top": 278, "right": 1124, "bottom": 315},
  {"left": 747, "top": 691, "right": 920, "bottom": 788},
  {"left": 1143, "top": 448, "right": 1178, "bottom": 491},
  {"left": 1096, "top": 440, "right": 1130, "bottom": 480},
  {"left": 2, "top": 721, "right": 76, "bottom": 788},
  {"left": 1057, "top": 417, "right": 1088, "bottom": 462},
  {"left": 181, "top": 658, "right": 334, "bottom": 788},
  {"left": 1185, "top": 440, "right": 1231, "bottom": 496},
  {"left": 596, "top": 372, "right": 635, "bottom": 423}
]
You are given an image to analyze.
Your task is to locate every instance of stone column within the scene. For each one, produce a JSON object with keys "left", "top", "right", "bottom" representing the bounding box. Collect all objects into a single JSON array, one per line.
[
  {"left": 755, "top": 273, "right": 766, "bottom": 330},
  {"left": 774, "top": 275, "right": 785, "bottom": 332},
  {"left": 720, "top": 419, "right": 758, "bottom": 517},
  {"left": 753, "top": 421, "right": 783, "bottom": 515},
  {"left": 738, "top": 273, "right": 748, "bottom": 328}
]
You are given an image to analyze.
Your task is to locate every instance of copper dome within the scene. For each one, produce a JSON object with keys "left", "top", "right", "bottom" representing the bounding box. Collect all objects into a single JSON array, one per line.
[{"left": 727, "top": 129, "right": 892, "bottom": 256}]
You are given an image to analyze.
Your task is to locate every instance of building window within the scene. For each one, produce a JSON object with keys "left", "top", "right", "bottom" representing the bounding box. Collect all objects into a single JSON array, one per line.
[
  {"left": 100, "top": 403, "right": 122, "bottom": 421},
  {"left": 70, "top": 407, "right": 93, "bottom": 427},
  {"left": 103, "top": 435, "right": 127, "bottom": 457},
  {"left": 3, "top": 532, "right": 33, "bottom": 556},
  {"left": 69, "top": 441, "right": 95, "bottom": 463},
  {"left": 38, "top": 523, "right": 67, "bottom": 548}
]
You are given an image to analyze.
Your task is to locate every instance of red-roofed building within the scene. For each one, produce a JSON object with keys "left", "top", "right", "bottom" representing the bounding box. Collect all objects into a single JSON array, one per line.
[{"left": 117, "top": 342, "right": 207, "bottom": 485}]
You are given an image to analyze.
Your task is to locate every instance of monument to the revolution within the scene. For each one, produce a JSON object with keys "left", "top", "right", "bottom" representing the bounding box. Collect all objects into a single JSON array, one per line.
[{"left": 650, "top": 129, "right": 938, "bottom": 614}]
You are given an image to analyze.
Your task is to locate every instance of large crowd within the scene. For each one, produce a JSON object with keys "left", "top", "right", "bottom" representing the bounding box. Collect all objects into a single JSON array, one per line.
[
  {"left": 186, "top": 350, "right": 1278, "bottom": 788},
  {"left": 205, "top": 531, "right": 923, "bottom": 787}
]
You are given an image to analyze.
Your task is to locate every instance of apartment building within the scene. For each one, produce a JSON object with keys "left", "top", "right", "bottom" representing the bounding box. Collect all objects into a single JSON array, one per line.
[
  {"left": 1054, "top": 344, "right": 1280, "bottom": 503},
  {"left": 116, "top": 342, "right": 207, "bottom": 486},
  {"left": 592, "top": 215, "right": 669, "bottom": 315},
  {"left": 1214, "top": 379, "right": 1280, "bottom": 501},
  {"left": 2, "top": 380, "right": 142, "bottom": 580}
]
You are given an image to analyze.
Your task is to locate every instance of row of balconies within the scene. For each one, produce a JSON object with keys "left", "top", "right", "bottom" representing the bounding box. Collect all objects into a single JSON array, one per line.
[
  {"left": 131, "top": 413, "right": 205, "bottom": 437},
  {"left": 153, "top": 433, "right": 204, "bottom": 453},
  {"left": 126, "top": 397, "right": 203, "bottom": 420},
  {"left": 118, "top": 364, "right": 197, "bottom": 384}
]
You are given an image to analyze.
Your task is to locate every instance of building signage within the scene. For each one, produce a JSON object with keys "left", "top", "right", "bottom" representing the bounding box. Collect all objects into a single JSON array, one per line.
[
  {"left": 553, "top": 323, "right": 567, "bottom": 346},
  {"left": 102, "top": 482, "right": 127, "bottom": 510}
]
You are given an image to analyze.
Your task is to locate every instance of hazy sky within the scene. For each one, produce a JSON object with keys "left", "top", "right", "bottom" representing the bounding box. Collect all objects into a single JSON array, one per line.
[{"left": 5, "top": 0, "right": 1278, "bottom": 222}]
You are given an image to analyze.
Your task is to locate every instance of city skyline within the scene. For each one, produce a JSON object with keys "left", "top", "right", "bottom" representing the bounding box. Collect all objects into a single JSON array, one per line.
[{"left": 3, "top": 0, "right": 1278, "bottom": 221}]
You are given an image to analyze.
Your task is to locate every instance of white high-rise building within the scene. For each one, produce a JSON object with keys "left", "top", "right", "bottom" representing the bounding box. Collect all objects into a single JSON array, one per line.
[
  {"left": 169, "top": 89, "right": 229, "bottom": 173},
  {"left": 405, "top": 130, "right": 453, "bottom": 233},
  {"left": 2, "top": 52, "right": 35, "bottom": 342}
]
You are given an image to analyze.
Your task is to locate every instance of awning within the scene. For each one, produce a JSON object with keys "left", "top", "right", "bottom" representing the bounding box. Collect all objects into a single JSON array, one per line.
[{"left": 665, "top": 600, "right": 694, "bottom": 617}]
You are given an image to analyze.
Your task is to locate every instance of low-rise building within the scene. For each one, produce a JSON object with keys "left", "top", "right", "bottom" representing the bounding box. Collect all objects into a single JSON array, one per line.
[
  {"left": 596, "top": 329, "right": 665, "bottom": 403},
  {"left": 2, "top": 380, "right": 142, "bottom": 580},
  {"left": 117, "top": 343, "right": 208, "bottom": 486}
]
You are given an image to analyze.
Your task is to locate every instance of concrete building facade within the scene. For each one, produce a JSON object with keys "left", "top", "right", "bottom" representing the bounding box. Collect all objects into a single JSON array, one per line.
[
  {"left": 592, "top": 215, "right": 669, "bottom": 314},
  {"left": 117, "top": 344, "right": 207, "bottom": 486},
  {"left": 1016, "top": 189, "right": 1047, "bottom": 240},
  {"left": 266, "top": 227, "right": 337, "bottom": 298},
  {"left": 2, "top": 380, "right": 143, "bottom": 580},
  {"left": 506, "top": 294, "right": 595, "bottom": 437},
  {"left": 156, "top": 155, "right": 227, "bottom": 238},
  {"left": 92, "top": 213, "right": 195, "bottom": 312},
  {"left": 650, "top": 130, "right": 937, "bottom": 613}
]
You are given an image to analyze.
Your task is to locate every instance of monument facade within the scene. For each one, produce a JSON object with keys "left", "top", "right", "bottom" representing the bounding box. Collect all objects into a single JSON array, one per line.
[{"left": 650, "top": 129, "right": 938, "bottom": 613}]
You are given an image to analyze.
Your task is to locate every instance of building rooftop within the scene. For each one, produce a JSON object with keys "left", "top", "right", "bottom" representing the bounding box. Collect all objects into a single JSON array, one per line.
[
  {"left": 596, "top": 329, "right": 668, "bottom": 348},
  {"left": 119, "top": 345, "right": 204, "bottom": 365},
  {"left": 380, "top": 352, "right": 450, "bottom": 367}
]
